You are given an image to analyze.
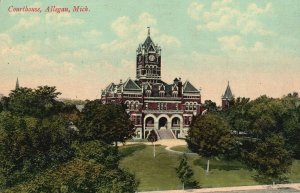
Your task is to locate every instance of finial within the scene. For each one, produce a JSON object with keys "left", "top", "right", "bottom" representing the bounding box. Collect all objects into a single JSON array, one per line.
[
  {"left": 147, "top": 27, "right": 150, "bottom": 36},
  {"left": 120, "top": 79, "right": 122, "bottom": 84},
  {"left": 228, "top": 81, "right": 229, "bottom": 86}
]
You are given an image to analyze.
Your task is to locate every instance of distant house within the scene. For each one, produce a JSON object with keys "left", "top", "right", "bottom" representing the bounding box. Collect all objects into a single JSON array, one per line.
[{"left": 221, "top": 82, "right": 234, "bottom": 109}]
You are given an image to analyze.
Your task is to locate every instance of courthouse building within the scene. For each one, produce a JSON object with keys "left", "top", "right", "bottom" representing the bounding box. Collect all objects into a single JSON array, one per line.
[{"left": 101, "top": 29, "right": 203, "bottom": 139}]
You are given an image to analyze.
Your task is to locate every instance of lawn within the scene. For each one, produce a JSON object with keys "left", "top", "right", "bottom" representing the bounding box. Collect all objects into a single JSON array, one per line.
[{"left": 119, "top": 144, "right": 300, "bottom": 191}]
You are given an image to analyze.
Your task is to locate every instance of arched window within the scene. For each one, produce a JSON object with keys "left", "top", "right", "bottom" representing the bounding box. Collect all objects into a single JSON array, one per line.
[
  {"left": 135, "top": 101, "right": 139, "bottom": 109},
  {"left": 185, "top": 103, "right": 189, "bottom": 110},
  {"left": 193, "top": 102, "right": 197, "bottom": 110},
  {"left": 130, "top": 101, "right": 134, "bottom": 110}
]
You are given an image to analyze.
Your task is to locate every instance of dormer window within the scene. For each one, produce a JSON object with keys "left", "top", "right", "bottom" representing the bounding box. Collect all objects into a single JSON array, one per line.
[
  {"left": 146, "top": 90, "right": 151, "bottom": 97},
  {"left": 172, "top": 91, "right": 178, "bottom": 97},
  {"left": 159, "top": 91, "right": 165, "bottom": 97}
]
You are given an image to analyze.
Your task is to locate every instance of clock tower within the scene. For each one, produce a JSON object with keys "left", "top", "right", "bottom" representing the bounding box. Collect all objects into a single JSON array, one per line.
[{"left": 136, "top": 27, "right": 162, "bottom": 83}]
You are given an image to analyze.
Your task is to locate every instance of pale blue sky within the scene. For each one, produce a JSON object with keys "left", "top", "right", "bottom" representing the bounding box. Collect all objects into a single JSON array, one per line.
[{"left": 0, "top": 0, "right": 299, "bottom": 103}]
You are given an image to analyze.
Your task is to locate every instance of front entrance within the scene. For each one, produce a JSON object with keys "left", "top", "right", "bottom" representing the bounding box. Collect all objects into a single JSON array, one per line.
[{"left": 158, "top": 117, "right": 167, "bottom": 129}]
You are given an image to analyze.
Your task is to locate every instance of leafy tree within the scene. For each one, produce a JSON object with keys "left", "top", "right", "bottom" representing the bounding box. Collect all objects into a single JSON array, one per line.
[
  {"left": 187, "top": 113, "right": 235, "bottom": 174},
  {"left": 0, "top": 101, "right": 2, "bottom": 113},
  {"left": 241, "top": 134, "right": 292, "bottom": 185},
  {"left": 4, "top": 159, "right": 138, "bottom": 193},
  {"left": 0, "top": 87, "right": 138, "bottom": 192},
  {"left": 72, "top": 140, "right": 120, "bottom": 169},
  {"left": 6, "top": 86, "right": 63, "bottom": 118},
  {"left": 79, "top": 100, "right": 135, "bottom": 145},
  {"left": 176, "top": 154, "right": 198, "bottom": 190},
  {"left": 147, "top": 129, "right": 158, "bottom": 158},
  {"left": 203, "top": 100, "right": 218, "bottom": 112},
  {"left": 0, "top": 113, "right": 75, "bottom": 189}
]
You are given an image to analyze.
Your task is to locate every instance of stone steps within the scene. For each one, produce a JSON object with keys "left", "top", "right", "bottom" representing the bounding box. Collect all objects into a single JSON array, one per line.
[{"left": 157, "top": 128, "right": 175, "bottom": 139}]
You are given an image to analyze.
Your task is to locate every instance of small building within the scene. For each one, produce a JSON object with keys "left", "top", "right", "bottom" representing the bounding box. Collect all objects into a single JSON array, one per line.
[{"left": 221, "top": 82, "right": 234, "bottom": 109}]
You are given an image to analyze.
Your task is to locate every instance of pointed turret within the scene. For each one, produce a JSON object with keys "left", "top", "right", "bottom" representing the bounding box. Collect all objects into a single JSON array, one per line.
[
  {"left": 222, "top": 81, "right": 234, "bottom": 109},
  {"left": 15, "top": 78, "right": 20, "bottom": 90}
]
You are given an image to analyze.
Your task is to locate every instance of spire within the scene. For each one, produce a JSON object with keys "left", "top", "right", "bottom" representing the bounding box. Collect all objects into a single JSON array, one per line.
[
  {"left": 147, "top": 27, "right": 150, "bottom": 37},
  {"left": 15, "top": 77, "right": 20, "bottom": 90},
  {"left": 222, "top": 81, "right": 233, "bottom": 99}
]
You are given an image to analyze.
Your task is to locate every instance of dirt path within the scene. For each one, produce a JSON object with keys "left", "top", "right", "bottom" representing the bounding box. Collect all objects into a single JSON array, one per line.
[
  {"left": 140, "top": 183, "right": 300, "bottom": 193},
  {"left": 123, "top": 139, "right": 193, "bottom": 154}
]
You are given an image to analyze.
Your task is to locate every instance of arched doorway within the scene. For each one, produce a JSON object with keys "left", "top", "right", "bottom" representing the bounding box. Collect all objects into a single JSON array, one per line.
[
  {"left": 171, "top": 117, "right": 180, "bottom": 128},
  {"left": 145, "top": 117, "right": 154, "bottom": 128},
  {"left": 158, "top": 117, "right": 168, "bottom": 129}
]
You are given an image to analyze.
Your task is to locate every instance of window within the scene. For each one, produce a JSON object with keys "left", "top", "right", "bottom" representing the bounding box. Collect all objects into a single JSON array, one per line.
[
  {"left": 185, "top": 103, "right": 189, "bottom": 110},
  {"left": 137, "top": 116, "right": 141, "bottom": 125}
]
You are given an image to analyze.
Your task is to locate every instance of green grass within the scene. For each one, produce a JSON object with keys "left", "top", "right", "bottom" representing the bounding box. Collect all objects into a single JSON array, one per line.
[
  {"left": 170, "top": 145, "right": 193, "bottom": 153},
  {"left": 120, "top": 144, "right": 300, "bottom": 191}
]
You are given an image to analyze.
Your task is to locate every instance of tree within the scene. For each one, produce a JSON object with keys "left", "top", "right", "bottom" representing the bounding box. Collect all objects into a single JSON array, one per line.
[
  {"left": 4, "top": 159, "right": 138, "bottom": 193},
  {"left": 203, "top": 100, "right": 218, "bottom": 112},
  {"left": 241, "top": 134, "right": 292, "bottom": 185},
  {"left": 147, "top": 129, "right": 158, "bottom": 158},
  {"left": 176, "top": 154, "right": 198, "bottom": 190},
  {"left": 0, "top": 113, "right": 75, "bottom": 189},
  {"left": 187, "top": 113, "right": 235, "bottom": 174},
  {"left": 79, "top": 100, "right": 135, "bottom": 145},
  {"left": 6, "top": 86, "right": 63, "bottom": 118}
]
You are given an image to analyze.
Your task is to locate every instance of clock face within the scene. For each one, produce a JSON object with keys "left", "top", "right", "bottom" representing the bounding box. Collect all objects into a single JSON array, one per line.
[
  {"left": 148, "top": 55, "right": 155, "bottom": 62},
  {"left": 148, "top": 55, "right": 156, "bottom": 62}
]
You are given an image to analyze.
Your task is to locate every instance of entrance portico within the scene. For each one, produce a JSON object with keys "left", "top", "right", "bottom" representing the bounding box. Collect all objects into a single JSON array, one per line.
[{"left": 143, "top": 113, "right": 183, "bottom": 138}]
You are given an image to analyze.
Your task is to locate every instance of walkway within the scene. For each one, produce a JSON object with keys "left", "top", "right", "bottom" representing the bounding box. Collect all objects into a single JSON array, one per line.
[
  {"left": 140, "top": 183, "right": 300, "bottom": 193},
  {"left": 123, "top": 139, "right": 197, "bottom": 155}
]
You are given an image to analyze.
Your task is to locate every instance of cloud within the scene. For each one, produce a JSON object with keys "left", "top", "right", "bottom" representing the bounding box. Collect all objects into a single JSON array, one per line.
[
  {"left": 100, "top": 12, "right": 180, "bottom": 54},
  {"left": 11, "top": 16, "right": 41, "bottom": 31},
  {"left": 159, "top": 34, "right": 181, "bottom": 47},
  {"left": 218, "top": 35, "right": 244, "bottom": 51},
  {"left": 247, "top": 3, "right": 272, "bottom": 15},
  {"left": 83, "top": 29, "right": 102, "bottom": 39},
  {"left": 45, "top": 13, "right": 84, "bottom": 26},
  {"left": 189, "top": 1, "right": 274, "bottom": 36},
  {"left": 111, "top": 16, "right": 132, "bottom": 38},
  {"left": 0, "top": 33, "right": 12, "bottom": 47},
  {"left": 187, "top": 2, "right": 204, "bottom": 20}
]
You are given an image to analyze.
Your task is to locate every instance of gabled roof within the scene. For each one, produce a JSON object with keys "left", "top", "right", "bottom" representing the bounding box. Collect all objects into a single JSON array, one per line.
[
  {"left": 104, "top": 83, "right": 116, "bottom": 92},
  {"left": 222, "top": 82, "right": 233, "bottom": 99},
  {"left": 173, "top": 85, "right": 178, "bottom": 91},
  {"left": 159, "top": 84, "right": 165, "bottom": 91},
  {"left": 183, "top": 81, "right": 199, "bottom": 93},
  {"left": 123, "top": 78, "right": 141, "bottom": 91}
]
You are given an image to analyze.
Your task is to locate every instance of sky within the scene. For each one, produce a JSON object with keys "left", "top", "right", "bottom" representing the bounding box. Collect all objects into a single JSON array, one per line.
[{"left": 0, "top": 0, "right": 299, "bottom": 104}]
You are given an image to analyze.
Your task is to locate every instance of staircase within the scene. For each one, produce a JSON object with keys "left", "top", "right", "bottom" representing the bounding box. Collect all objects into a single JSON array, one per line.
[{"left": 157, "top": 128, "right": 175, "bottom": 139}]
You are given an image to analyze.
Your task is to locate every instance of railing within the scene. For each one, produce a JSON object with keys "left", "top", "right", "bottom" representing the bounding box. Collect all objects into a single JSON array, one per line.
[
  {"left": 154, "top": 128, "right": 161, "bottom": 140},
  {"left": 143, "top": 110, "right": 183, "bottom": 113},
  {"left": 171, "top": 126, "right": 180, "bottom": 130},
  {"left": 145, "top": 124, "right": 154, "bottom": 127},
  {"left": 168, "top": 128, "right": 176, "bottom": 139}
]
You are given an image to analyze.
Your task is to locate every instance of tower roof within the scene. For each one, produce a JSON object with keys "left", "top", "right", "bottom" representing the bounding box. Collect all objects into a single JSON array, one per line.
[
  {"left": 222, "top": 82, "right": 233, "bottom": 99},
  {"left": 15, "top": 78, "right": 20, "bottom": 90},
  {"left": 139, "top": 27, "right": 158, "bottom": 52}
]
